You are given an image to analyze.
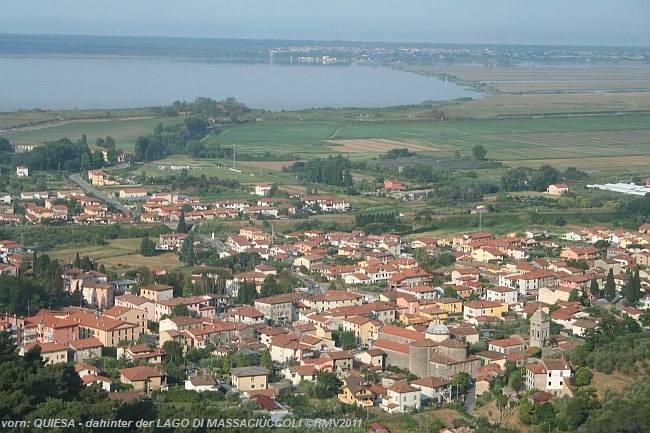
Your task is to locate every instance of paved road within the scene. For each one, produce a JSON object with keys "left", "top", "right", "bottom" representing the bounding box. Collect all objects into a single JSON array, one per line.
[
  {"left": 294, "top": 272, "right": 329, "bottom": 295},
  {"left": 462, "top": 384, "right": 476, "bottom": 415},
  {"left": 198, "top": 232, "right": 227, "bottom": 254},
  {"left": 70, "top": 173, "right": 132, "bottom": 215}
]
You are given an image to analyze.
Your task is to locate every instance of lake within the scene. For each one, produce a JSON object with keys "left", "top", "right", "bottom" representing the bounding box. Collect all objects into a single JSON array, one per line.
[{"left": 0, "top": 57, "right": 478, "bottom": 111}]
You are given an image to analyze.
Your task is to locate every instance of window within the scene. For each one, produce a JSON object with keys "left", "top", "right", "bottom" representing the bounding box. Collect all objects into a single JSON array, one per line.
[{"left": 548, "top": 382, "right": 551, "bottom": 386}]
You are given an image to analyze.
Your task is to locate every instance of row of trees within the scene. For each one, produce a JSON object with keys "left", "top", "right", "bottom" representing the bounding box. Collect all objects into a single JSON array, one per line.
[
  {"left": 288, "top": 155, "right": 353, "bottom": 186},
  {"left": 134, "top": 116, "right": 209, "bottom": 162},
  {"left": 11, "top": 137, "right": 110, "bottom": 172}
]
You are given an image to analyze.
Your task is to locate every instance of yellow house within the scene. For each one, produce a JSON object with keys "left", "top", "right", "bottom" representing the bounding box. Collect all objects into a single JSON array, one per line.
[
  {"left": 433, "top": 298, "right": 463, "bottom": 314},
  {"left": 338, "top": 377, "right": 374, "bottom": 407},
  {"left": 104, "top": 305, "right": 148, "bottom": 335},
  {"left": 230, "top": 366, "right": 269, "bottom": 392},
  {"left": 463, "top": 300, "right": 508, "bottom": 321},
  {"left": 139, "top": 284, "right": 174, "bottom": 302},
  {"left": 119, "top": 366, "right": 165, "bottom": 392},
  {"left": 70, "top": 312, "right": 141, "bottom": 347},
  {"left": 20, "top": 342, "right": 68, "bottom": 365},
  {"left": 341, "top": 316, "right": 380, "bottom": 345},
  {"left": 471, "top": 247, "right": 505, "bottom": 263}
]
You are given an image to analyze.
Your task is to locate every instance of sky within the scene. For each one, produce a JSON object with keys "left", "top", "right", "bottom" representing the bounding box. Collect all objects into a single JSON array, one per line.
[{"left": 1, "top": 0, "right": 649, "bottom": 47}]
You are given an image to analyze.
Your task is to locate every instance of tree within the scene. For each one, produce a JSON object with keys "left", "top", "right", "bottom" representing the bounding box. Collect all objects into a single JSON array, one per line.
[
  {"left": 624, "top": 272, "right": 637, "bottom": 304},
  {"left": 640, "top": 309, "right": 650, "bottom": 328},
  {"left": 73, "top": 252, "right": 81, "bottom": 269},
  {"left": 81, "top": 255, "right": 93, "bottom": 271},
  {"left": 260, "top": 350, "right": 273, "bottom": 371},
  {"left": 236, "top": 282, "right": 257, "bottom": 305},
  {"left": 574, "top": 367, "right": 593, "bottom": 386},
  {"left": 312, "top": 371, "right": 341, "bottom": 399},
  {"left": 605, "top": 269, "right": 616, "bottom": 302},
  {"left": 139, "top": 238, "right": 156, "bottom": 256},
  {"left": 179, "top": 234, "right": 195, "bottom": 265},
  {"left": 590, "top": 279, "right": 601, "bottom": 300},
  {"left": 569, "top": 289, "right": 581, "bottom": 303},
  {"left": 530, "top": 165, "right": 560, "bottom": 192},
  {"left": 339, "top": 331, "right": 356, "bottom": 350},
  {"left": 171, "top": 304, "right": 190, "bottom": 317},
  {"left": 472, "top": 144, "right": 487, "bottom": 160},
  {"left": 443, "top": 286, "right": 459, "bottom": 298},
  {"left": 177, "top": 211, "right": 188, "bottom": 234},
  {"left": 162, "top": 341, "right": 183, "bottom": 365},
  {"left": 451, "top": 372, "right": 470, "bottom": 396},
  {"left": 632, "top": 269, "right": 641, "bottom": 303}
]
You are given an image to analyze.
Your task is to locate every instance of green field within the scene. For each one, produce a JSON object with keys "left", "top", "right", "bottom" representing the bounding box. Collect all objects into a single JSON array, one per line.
[
  {"left": 2, "top": 116, "right": 182, "bottom": 151},
  {"left": 49, "top": 238, "right": 182, "bottom": 273},
  {"left": 207, "top": 113, "right": 650, "bottom": 171},
  {"left": 0, "top": 107, "right": 159, "bottom": 130}
]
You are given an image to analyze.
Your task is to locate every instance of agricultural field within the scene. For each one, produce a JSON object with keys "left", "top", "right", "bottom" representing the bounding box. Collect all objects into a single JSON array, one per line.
[
  {"left": 1, "top": 116, "right": 182, "bottom": 151},
  {"left": 131, "top": 156, "right": 304, "bottom": 187},
  {"left": 209, "top": 113, "right": 650, "bottom": 174},
  {"left": 396, "top": 64, "right": 650, "bottom": 118},
  {"left": 0, "top": 107, "right": 159, "bottom": 130},
  {"left": 49, "top": 237, "right": 181, "bottom": 272}
]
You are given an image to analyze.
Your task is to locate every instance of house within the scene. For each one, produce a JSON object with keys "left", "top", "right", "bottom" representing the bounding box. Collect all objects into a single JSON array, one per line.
[
  {"left": 139, "top": 284, "right": 174, "bottom": 302},
  {"left": 410, "top": 376, "right": 452, "bottom": 405},
  {"left": 117, "top": 343, "right": 165, "bottom": 364},
  {"left": 119, "top": 366, "right": 166, "bottom": 393},
  {"left": 69, "top": 337, "right": 104, "bottom": 362},
  {"left": 284, "top": 365, "right": 318, "bottom": 386},
  {"left": 341, "top": 316, "right": 380, "bottom": 346},
  {"left": 381, "top": 382, "right": 421, "bottom": 413},
  {"left": 20, "top": 342, "right": 68, "bottom": 365},
  {"left": 488, "top": 337, "right": 527, "bottom": 354},
  {"left": 254, "top": 183, "right": 274, "bottom": 197},
  {"left": 254, "top": 294, "right": 298, "bottom": 324},
  {"left": 224, "top": 306, "right": 265, "bottom": 326},
  {"left": 546, "top": 184, "right": 570, "bottom": 195},
  {"left": 525, "top": 359, "right": 572, "bottom": 396},
  {"left": 485, "top": 286, "right": 518, "bottom": 305},
  {"left": 69, "top": 312, "right": 140, "bottom": 347},
  {"left": 185, "top": 375, "right": 220, "bottom": 392},
  {"left": 384, "top": 180, "right": 406, "bottom": 191},
  {"left": 104, "top": 306, "right": 147, "bottom": 335},
  {"left": 16, "top": 165, "right": 29, "bottom": 177},
  {"left": 230, "top": 366, "right": 269, "bottom": 392},
  {"left": 338, "top": 377, "right": 375, "bottom": 407},
  {"left": 156, "top": 233, "right": 189, "bottom": 251},
  {"left": 463, "top": 301, "right": 508, "bottom": 321},
  {"left": 119, "top": 188, "right": 148, "bottom": 199}
]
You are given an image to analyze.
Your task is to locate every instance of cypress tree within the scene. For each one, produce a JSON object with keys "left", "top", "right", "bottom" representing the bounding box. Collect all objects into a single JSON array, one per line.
[
  {"left": 590, "top": 278, "right": 600, "bottom": 299},
  {"left": 625, "top": 273, "right": 636, "bottom": 304},
  {"left": 74, "top": 252, "right": 81, "bottom": 268},
  {"left": 605, "top": 268, "right": 616, "bottom": 302},
  {"left": 633, "top": 269, "right": 641, "bottom": 303}
]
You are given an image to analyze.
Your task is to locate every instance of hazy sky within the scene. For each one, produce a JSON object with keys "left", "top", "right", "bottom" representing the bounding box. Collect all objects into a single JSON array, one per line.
[{"left": 1, "top": 0, "right": 649, "bottom": 46}]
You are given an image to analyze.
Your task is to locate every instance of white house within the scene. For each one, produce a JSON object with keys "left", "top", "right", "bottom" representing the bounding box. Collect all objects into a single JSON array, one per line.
[
  {"left": 381, "top": 382, "right": 421, "bottom": 413},
  {"left": 525, "top": 359, "right": 572, "bottom": 396}
]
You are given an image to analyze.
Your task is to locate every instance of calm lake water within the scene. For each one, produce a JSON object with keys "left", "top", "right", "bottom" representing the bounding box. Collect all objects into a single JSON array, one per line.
[{"left": 0, "top": 57, "right": 478, "bottom": 111}]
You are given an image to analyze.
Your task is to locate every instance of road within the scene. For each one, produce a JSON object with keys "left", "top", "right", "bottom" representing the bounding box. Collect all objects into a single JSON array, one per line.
[
  {"left": 198, "top": 232, "right": 228, "bottom": 254},
  {"left": 70, "top": 173, "right": 133, "bottom": 215},
  {"left": 462, "top": 384, "right": 476, "bottom": 415}
]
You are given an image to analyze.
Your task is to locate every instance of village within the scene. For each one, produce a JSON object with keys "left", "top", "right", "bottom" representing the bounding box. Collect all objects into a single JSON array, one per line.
[{"left": 2, "top": 186, "right": 649, "bottom": 430}]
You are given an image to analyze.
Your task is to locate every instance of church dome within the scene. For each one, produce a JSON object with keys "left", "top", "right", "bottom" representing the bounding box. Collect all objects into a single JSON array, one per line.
[{"left": 425, "top": 323, "right": 449, "bottom": 335}]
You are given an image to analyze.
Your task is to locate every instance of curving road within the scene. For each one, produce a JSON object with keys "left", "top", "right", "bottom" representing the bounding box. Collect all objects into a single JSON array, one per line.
[{"left": 70, "top": 173, "right": 132, "bottom": 215}]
